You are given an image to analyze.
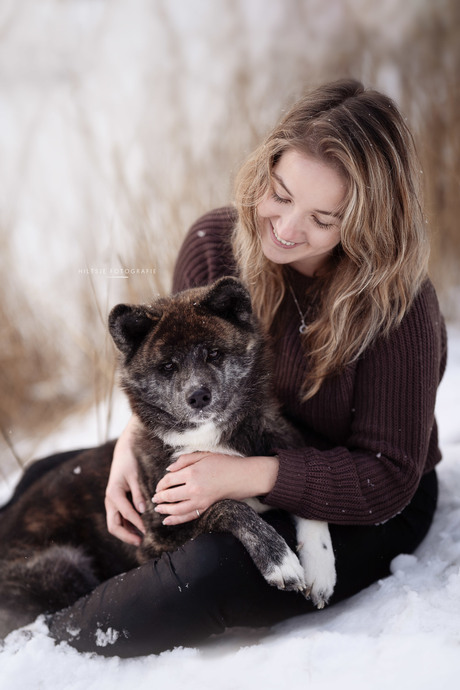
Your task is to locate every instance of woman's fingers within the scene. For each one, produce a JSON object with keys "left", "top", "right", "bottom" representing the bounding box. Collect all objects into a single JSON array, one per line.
[
  {"left": 155, "top": 469, "right": 188, "bottom": 493},
  {"left": 105, "top": 486, "right": 146, "bottom": 544},
  {"left": 105, "top": 414, "right": 148, "bottom": 543},
  {"left": 156, "top": 452, "right": 214, "bottom": 491},
  {"left": 107, "top": 508, "right": 144, "bottom": 546},
  {"left": 158, "top": 505, "right": 203, "bottom": 526},
  {"left": 151, "top": 484, "right": 189, "bottom": 505},
  {"left": 130, "top": 482, "right": 147, "bottom": 515}
]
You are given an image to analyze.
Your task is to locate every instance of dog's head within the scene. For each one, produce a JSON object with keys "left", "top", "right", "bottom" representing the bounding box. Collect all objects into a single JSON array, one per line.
[{"left": 108, "top": 277, "right": 268, "bottom": 435}]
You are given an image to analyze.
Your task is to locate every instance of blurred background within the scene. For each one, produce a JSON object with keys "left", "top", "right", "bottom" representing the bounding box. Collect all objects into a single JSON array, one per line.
[{"left": 1, "top": 0, "right": 459, "bottom": 476}]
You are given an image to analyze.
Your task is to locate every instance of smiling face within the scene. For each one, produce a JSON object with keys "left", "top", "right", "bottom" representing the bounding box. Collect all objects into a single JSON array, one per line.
[{"left": 256, "top": 149, "right": 346, "bottom": 276}]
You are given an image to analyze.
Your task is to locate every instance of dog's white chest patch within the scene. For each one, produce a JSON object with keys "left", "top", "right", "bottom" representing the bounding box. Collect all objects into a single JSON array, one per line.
[{"left": 163, "top": 422, "right": 237, "bottom": 458}]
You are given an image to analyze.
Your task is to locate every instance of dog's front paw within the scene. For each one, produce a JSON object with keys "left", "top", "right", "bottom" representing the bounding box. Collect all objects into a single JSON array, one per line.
[
  {"left": 304, "top": 575, "right": 335, "bottom": 610},
  {"left": 264, "top": 546, "right": 306, "bottom": 593},
  {"left": 295, "top": 518, "right": 336, "bottom": 609}
]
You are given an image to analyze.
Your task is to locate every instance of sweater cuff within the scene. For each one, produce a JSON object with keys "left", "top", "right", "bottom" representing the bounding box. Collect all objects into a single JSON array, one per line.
[{"left": 263, "top": 449, "right": 308, "bottom": 515}]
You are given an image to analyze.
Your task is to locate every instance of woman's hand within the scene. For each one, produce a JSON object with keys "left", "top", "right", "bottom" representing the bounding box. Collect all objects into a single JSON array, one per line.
[
  {"left": 152, "top": 452, "right": 279, "bottom": 526},
  {"left": 105, "top": 415, "right": 146, "bottom": 546}
]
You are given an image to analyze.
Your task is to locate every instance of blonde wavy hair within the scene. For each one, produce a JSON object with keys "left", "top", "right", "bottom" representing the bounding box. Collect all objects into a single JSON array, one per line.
[{"left": 233, "top": 79, "right": 430, "bottom": 400}]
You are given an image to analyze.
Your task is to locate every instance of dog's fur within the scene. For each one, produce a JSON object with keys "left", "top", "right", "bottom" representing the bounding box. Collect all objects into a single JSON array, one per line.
[{"left": 0, "top": 277, "right": 335, "bottom": 638}]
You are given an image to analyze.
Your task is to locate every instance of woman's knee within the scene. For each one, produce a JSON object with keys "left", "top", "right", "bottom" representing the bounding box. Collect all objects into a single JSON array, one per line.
[{"left": 172, "top": 531, "right": 258, "bottom": 594}]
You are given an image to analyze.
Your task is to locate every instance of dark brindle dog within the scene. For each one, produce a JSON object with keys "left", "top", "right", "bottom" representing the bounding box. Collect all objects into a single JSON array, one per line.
[{"left": 0, "top": 277, "right": 335, "bottom": 638}]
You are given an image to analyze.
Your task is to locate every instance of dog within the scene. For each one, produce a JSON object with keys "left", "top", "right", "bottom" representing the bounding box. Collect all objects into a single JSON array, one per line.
[{"left": 0, "top": 277, "right": 336, "bottom": 638}]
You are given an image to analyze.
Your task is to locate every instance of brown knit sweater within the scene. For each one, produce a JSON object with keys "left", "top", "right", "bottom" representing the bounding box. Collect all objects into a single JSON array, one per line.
[{"left": 172, "top": 207, "right": 447, "bottom": 526}]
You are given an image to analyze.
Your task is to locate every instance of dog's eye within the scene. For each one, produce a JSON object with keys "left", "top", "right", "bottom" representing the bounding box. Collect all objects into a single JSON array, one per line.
[
  {"left": 159, "top": 361, "right": 176, "bottom": 375},
  {"left": 206, "top": 349, "right": 222, "bottom": 363}
]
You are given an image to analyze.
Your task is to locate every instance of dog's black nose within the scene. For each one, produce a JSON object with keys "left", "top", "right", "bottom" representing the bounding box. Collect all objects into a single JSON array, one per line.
[{"left": 187, "top": 387, "right": 212, "bottom": 410}]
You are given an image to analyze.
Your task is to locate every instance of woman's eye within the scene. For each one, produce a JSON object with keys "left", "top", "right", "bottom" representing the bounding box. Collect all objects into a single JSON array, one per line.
[
  {"left": 312, "top": 216, "right": 333, "bottom": 229},
  {"left": 271, "top": 191, "right": 290, "bottom": 205}
]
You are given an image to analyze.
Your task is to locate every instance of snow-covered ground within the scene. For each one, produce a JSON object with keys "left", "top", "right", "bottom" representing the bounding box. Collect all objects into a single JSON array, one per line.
[
  {"left": 1, "top": 1, "right": 459, "bottom": 687},
  {"left": 0, "top": 324, "right": 459, "bottom": 689}
]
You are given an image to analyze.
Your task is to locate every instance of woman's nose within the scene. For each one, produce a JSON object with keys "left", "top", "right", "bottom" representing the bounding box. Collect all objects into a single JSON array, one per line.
[{"left": 275, "top": 212, "right": 302, "bottom": 242}]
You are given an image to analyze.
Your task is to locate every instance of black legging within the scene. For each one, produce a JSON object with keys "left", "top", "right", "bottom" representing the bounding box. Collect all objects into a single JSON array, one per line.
[{"left": 46, "top": 469, "right": 438, "bottom": 657}]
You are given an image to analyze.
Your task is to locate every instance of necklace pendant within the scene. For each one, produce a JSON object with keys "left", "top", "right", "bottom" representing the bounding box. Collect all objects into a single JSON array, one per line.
[{"left": 299, "top": 323, "right": 308, "bottom": 335}]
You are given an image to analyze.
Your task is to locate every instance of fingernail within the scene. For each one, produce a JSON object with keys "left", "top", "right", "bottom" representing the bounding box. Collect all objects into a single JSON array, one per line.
[{"left": 138, "top": 502, "right": 146, "bottom": 513}]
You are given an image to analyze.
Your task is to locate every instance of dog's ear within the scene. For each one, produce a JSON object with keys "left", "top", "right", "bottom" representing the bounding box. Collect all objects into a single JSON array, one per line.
[
  {"left": 199, "top": 277, "right": 253, "bottom": 327},
  {"left": 108, "top": 304, "right": 161, "bottom": 357}
]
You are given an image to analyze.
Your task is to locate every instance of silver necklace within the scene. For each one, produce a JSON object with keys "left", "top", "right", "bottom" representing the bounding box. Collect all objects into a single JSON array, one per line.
[{"left": 287, "top": 283, "right": 310, "bottom": 334}]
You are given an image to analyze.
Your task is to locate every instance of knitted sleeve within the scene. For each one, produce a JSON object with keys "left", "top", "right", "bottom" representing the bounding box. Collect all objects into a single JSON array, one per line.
[{"left": 265, "top": 281, "right": 447, "bottom": 525}]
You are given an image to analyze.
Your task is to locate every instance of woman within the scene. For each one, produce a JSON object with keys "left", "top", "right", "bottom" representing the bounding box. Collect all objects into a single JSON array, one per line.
[{"left": 49, "top": 79, "right": 447, "bottom": 657}]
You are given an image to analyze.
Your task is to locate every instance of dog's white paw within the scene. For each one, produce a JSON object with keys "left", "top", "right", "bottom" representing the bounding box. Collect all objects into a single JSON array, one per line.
[
  {"left": 264, "top": 546, "right": 306, "bottom": 593},
  {"left": 295, "top": 518, "right": 336, "bottom": 609}
]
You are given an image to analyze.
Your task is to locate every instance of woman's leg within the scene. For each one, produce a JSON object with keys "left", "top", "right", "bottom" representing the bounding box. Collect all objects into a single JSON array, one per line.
[
  {"left": 47, "top": 470, "right": 438, "bottom": 657},
  {"left": 47, "top": 529, "right": 292, "bottom": 657},
  {"left": 329, "top": 469, "right": 438, "bottom": 602}
]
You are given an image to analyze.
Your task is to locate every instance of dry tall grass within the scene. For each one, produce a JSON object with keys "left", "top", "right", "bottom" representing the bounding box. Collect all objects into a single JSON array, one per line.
[{"left": 1, "top": 0, "right": 459, "bottom": 472}]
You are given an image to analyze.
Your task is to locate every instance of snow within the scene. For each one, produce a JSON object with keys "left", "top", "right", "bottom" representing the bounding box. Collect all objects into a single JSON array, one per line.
[
  {"left": 0, "top": 325, "right": 459, "bottom": 688},
  {"left": 1, "top": 0, "right": 459, "bottom": 686}
]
